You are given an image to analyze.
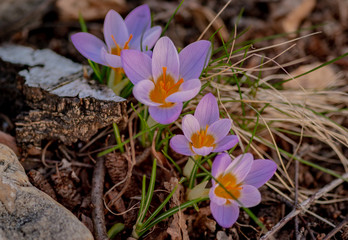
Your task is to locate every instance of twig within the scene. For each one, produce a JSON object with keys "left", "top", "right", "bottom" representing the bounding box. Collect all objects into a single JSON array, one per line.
[
  {"left": 197, "top": 0, "right": 232, "bottom": 41},
  {"left": 91, "top": 157, "right": 108, "bottom": 240},
  {"left": 260, "top": 172, "right": 348, "bottom": 240},
  {"left": 41, "top": 140, "right": 55, "bottom": 168},
  {"left": 323, "top": 215, "right": 348, "bottom": 240},
  {"left": 79, "top": 127, "right": 112, "bottom": 153}
]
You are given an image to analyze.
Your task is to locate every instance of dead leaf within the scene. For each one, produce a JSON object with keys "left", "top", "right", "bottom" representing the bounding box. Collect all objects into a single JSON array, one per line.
[
  {"left": 165, "top": 177, "right": 189, "bottom": 240},
  {"left": 281, "top": 0, "right": 316, "bottom": 37},
  {"left": 283, "top": 62, "right": 337, "bottom": 90},
  {"left": 217, "top": 231, "right": 233, "bottom": 240},
  {"left": 56, "top": 0, "right": 127, "bottom": 21},
  {"left": 0, "top": 131, "right": 19, "bottom": 156}
]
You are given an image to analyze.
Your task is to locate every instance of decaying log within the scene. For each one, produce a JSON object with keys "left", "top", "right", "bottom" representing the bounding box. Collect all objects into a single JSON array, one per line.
[{"left": 0, "top": 44, "right": 127, "bottom": 149}]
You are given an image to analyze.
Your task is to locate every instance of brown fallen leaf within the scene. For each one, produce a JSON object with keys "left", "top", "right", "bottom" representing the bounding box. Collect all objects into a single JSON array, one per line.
[
  {"left": 56, "top": 0, "right": 127, "bottom": 21},
  {"left": 281, "top": 0, "right": 316, "bottom": 37},
  {"left": 283, "top": 62, "right": 337, "bottom": 90},
  {"left": 0, "top": 131, "right": 19, "bottom": 156}
]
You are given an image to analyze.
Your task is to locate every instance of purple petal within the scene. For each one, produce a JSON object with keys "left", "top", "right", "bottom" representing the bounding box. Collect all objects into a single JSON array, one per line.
[
  {"left": 182, "top": 114, "right": 200, "bottom": 141},
  {"left": 103, "top": 10, "right": 129, "bottom": 51},
  {"left": 152, "top": 37, "right": 179, "bottom": 82},
  {"left": 142, "top": 26, "right": 162, "bottom": 51},
  {"left": 104, "top": 52, "right": 122, "bottom": 68},
  {"left": 203, "top": 45, "right": 212, "bottom": 68},
  {"left": 211, "top": 153, "right": 232, "bottom": 180},
  {"left": 225, "top": 153, "right": 253, "bottom": 183},
  {"left": 125, "top": 4, "right": 151, "bottom": 39},
  {"left": 194, "top": 93, "right": 219, "bottom": 127},
  {"left": 143, "top": 50, "right": 153, "bottom": 57},
  {"left": 237, "top": 185, "right": 261, "bottom": 208},
  {"left": 149, "top": 102, "right": 183, "bottom": 124},
  {"left": 210, "top": 201, "right": 239, "bottom": 228},
  {"left": 207, "top": 119, "right": 232, "bottom": 142},
  {"left": 243, "top": 160, "right": 277, "bottom": 188},
  {"left": 133, "top": 80, "right": 160, "bottom": 107},
  {"left": 169, "top": 135, "right": 194, "bottom": 156},
  {"left": 179, "top": 40, "right": 211, "bottom": 80},
  {"left": 213, "top": 135, "right": 239, "bottom": 152},
  {"left": 121, "top": 50, "right": 152, "bottom": 84},
  {"left": 192, "top": 146, "right": 213, "bottom": 156},
  {"left": 209, "top": 185, "right": 227, "bottom": 206},
  {"left": 166, "top": 79, "right": 201, "bottom": 102},
  {"left": 71, "top": 32, "right": 108, "bottom": 66}
]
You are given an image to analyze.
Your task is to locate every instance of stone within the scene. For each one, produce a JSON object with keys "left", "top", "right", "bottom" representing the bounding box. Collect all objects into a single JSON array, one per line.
[{"left": 0, "top": 144, "right": 94, "bottom": 240}]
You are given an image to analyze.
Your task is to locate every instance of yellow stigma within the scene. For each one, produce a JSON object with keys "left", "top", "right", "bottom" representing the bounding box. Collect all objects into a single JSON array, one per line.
[
  {"left": 149, "top": 67, "right": 183, "bottom": 108},
  {"left": 214, "top": 173, "right": 242, "bottom": 203},
  {"left": 190, "top": 125, "right": 215, "bottom": 149}
]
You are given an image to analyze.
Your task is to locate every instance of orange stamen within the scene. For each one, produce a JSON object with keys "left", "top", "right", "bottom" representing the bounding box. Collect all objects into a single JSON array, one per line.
[
  {"left": 111, "top": 34, "right": 118, "bottom": 47},
  {"left": 167, "top": 78, "right": 184, "bottom": 92},
  {"left": 110, "top": 34, "right": 121, "bottom": 56},
  {"left": 123, "top": 34, "right": 133, "bottom": 50},
  {"left": 110, "top": 34, "right": 133, "bottom": 57},
  {"left": 162, "top": 67, "right": 167, "bottom": 87}
]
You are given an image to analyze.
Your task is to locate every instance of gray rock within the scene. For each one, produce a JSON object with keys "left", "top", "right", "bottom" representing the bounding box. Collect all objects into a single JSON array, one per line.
[{"left": 0, "top": 144, "right": 94, "bottom": 240}]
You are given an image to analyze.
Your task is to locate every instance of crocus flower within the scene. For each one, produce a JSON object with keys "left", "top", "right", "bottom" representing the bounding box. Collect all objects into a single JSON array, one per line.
[
  {"left": 121, "top": 37, "right": 211, "bottom": 124},
  {"left": 209, "top": 153, "right": 277, "bottom": 228},
  {"left": 169, "top": 93, "right": 238, "bottom": 156},
  {"left": 71, "top": 4, "right": 161, "bottom": 70}
]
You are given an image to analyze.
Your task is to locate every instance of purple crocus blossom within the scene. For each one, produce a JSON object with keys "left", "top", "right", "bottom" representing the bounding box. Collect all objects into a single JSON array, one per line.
[
  {"left": 209, "top": 153, "right": 277, "bottom": 228},
  {"left": 169, "top": 93, "right": 238, "bottom": 156},
  {"left": 71, "top": 4, "right": 161, "bottom": 69},
  {"left": 121, "top": 37, "right": 211, "bottom": 124}
]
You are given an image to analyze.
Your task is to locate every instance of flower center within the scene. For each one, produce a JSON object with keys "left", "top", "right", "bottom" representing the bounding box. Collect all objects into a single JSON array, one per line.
[
  {"left": 190, "top": 125, "right": 215, "bottom": 149},
  {"left": 111, "top": 34, "right": 133, "bottom": 56},
  {"left": 110, "top": 34, "right": 133, "bottom": 75},
  {"left": 214, "top": 173, "right": 242, "bottom": 202},
  {"left": 149, "top": 67, "right": 184, "bottom": 108}
]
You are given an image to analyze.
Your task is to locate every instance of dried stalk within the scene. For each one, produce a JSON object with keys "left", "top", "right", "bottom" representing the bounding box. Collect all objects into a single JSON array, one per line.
[{"left": 260, "top": 172, "right": 348, "bottom": 240}]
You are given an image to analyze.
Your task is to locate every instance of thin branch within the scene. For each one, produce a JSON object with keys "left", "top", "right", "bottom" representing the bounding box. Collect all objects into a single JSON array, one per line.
[
  {"left": 260, "top": 172, "right": 348, "bottom": 240},
  {"left": 197, "top": 0, "right": 232, "bottom": 41},
  {"left": 91, "top": 157, "right": 108, "bottom": 240},
  {"left": 323, "top": 215, "right": 348, "bottom": 240}
]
